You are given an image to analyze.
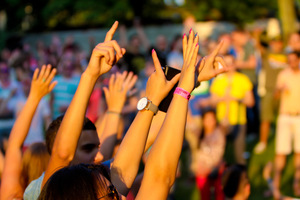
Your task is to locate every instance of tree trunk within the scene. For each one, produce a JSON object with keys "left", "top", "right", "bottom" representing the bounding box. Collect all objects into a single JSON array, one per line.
[{"left": 278, "top": 0, "right": 297, "bottom": 42}]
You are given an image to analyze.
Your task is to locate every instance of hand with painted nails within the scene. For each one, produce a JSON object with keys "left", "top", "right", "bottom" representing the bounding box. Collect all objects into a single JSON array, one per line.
[
  {"left": 29, "top": 64, "right": 57, "bottom": 101},
  {"left": 86, "top": 21, "right": 126, "bottom": 78},
  {"left": 196, "top": 41, "right": 228, "bottom": 82},
  {"left": 103, "top": 71, "right": 138, "bottom": 113},
  {"left": 146, "top": 50, "right": 181, "bottom": 105},
  {"left": 179, "top": 29, "right": 200, "bottom": 93}
]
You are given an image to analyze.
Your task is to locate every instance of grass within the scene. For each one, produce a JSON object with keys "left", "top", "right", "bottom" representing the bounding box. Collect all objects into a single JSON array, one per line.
[{"left": 173, "top": 130, "right": 297, "bottom": 200}]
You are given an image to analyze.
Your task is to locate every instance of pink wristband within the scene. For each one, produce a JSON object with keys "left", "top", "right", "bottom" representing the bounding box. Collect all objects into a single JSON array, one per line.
[{"left": 174, "top": 87, "right": 191, "bottom": 100}]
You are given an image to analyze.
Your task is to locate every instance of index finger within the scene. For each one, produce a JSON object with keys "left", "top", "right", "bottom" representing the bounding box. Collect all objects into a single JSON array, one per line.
[
  {"left": 211, "top": 40, "right": 224, "bottom": 58},
  {"left": 151, "top": 49, "right": 164, "bottom": 75},
  {"left": 104, "top": 21, "right": 119, "bottom": 42}
]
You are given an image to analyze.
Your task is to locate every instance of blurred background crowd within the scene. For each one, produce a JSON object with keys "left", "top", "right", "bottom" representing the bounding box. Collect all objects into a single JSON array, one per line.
[{"left": 1, "top": 0, "right": 300, "bottom": 199}]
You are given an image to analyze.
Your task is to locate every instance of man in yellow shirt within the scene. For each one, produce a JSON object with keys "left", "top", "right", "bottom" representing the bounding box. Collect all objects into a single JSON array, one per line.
[{"left": 211, "top": 54, "right": 255, "bottom": 164}]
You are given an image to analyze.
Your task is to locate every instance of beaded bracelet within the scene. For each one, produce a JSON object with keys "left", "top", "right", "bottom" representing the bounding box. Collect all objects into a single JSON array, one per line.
[{"left": 107, "top": 111, "right": 121, "bottom": 116}]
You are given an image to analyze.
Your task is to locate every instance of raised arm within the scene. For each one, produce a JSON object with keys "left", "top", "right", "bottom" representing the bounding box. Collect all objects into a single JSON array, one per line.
[
  {"left": 42, "top": 21, "right": 126, "bottom": 188},
  {"left": 110, "top": 50, "right": 180, "bottom": 195},
  {"left": 134, "top": 19, "right": 151, "bottom": 51},
  {"left": 99, "top": 71, "right": 137, "bottom": 161},
  {"left": 136, "top": 31, "right": 228, "bottom": 200},
  {"left": 0, "top": 65, "right": 57, "bottom": 200}
]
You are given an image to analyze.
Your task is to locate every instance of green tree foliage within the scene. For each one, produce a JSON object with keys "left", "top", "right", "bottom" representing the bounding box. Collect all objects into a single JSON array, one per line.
[{"left": 1, "top": 0, "right": 281, "bottom": 31}]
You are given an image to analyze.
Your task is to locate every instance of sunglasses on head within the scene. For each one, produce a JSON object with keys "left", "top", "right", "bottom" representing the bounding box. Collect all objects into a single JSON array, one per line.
[{"left": 98, "top": 184, "right": 119, "bottom": 200}]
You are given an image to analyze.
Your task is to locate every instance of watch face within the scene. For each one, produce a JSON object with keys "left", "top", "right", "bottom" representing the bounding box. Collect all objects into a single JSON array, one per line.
[{"left": 137, "top": 97, "right": 148, "bottom": 110}]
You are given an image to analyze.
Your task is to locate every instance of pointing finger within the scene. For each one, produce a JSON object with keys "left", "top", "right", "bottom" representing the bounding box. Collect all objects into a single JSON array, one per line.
[{"left": 104, "top": 21, "right": 119, "bottom": 42}]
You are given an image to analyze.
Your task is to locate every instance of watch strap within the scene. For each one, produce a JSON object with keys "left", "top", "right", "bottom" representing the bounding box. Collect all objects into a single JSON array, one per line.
[{"left": 146, "top": 100, "right": 158, "bottom": 115}]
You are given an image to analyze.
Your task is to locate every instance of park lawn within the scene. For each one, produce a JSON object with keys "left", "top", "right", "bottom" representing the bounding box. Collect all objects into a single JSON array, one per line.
[{"left": 174, "top": 130, "right": 296, "bottom": 200}]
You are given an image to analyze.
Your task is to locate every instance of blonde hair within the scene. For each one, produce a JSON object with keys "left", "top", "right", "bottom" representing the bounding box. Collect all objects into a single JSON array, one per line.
[{"left": 20, "top": 142, "right": 50, "bottom": 190}]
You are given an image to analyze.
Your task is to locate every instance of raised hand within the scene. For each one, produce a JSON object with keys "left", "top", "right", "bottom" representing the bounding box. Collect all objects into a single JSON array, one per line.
[
  {"left": 196, "top": 41, "right": 228, "bottom": 82},
  {"left": 29, "top": 64, "right": 57, "bottom": 100},
  {"left": 86, "top": 21, "right": 126, "bottom": 78},
  {"left": 146, "top": 50, "right": 181, "bottom": 105},
  {"left": 103, "top": 71, "right": 138, "bottom": 113},
  {"left": 178, "top": 30, "right": 200, "bottom": 93}
]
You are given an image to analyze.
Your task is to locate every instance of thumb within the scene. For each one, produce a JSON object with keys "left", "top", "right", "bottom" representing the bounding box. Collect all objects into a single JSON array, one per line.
[
  {"left": 116, "top": 48, "right": 126, "bottom": 62},
  {"left": 167, "top": 73, "right": 181, "bottom": 88},
  {"left": 49, "top": 81, "right": 58, "bottom": 92},
  {"left": 198, "top": 57, "right": 206, "bottom": 73}
]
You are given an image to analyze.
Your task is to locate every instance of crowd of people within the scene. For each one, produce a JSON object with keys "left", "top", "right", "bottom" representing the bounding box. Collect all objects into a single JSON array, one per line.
[{"left": 0, "top": 19, "right": 300, "bottom": 200}]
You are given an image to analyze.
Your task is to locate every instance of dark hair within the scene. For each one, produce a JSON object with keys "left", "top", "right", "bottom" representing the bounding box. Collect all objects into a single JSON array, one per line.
[
  {"left": 201, "top": 107, "right": 216, "bottom": 117},
  {"left": 45, "top": 115, "right": 97, "bottom": 154},
  {"left": 222, "top": 164, "right": 248, "bottom": 198},
  {"left": 288, "top": 51, "right": 300, "bottom": 58},
  {"left": 38, "top": 164, "right": 116, "bottom": 200}
]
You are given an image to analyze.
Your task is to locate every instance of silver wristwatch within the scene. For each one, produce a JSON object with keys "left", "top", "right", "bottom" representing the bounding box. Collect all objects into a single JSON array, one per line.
[{"left": 137, "top": 97, "right": 158, "bottom": 115}]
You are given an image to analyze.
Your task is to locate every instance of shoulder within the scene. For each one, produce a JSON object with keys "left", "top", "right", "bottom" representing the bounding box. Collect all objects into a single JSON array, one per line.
[
  {"left": 23, "top": 173, "right": 45, "bottom": 200},
  {"left": 279, "top": 68, "right": 291, "bottom": 75}
]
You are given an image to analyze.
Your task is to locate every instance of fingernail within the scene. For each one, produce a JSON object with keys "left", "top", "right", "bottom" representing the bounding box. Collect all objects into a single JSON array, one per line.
[
  {"left": 152, "top": 49, "right": 155, "bottom": 53},
  {"left": 189, "top": 28, "right": 192, "bottom": 34},
  {"left": 195, "top": 33, "right": 198, "bottom": 37},
  {"left": 183, "top": 33, "right": 186, "bottom": 39},
  {"left": 196, "top": 43, "right": 199, "bottom": 47}
]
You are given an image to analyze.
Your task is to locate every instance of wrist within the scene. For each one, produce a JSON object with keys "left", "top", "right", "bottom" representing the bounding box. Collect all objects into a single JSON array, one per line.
[
  {"left": 107, "top": 110, "right": 122, "bottom": 117},
  {"left": 83, "top": 69, "right": 100, "bottom": 82},
  {"left": 174, "top": 87, "right": 191, "bottom": 100},
  {"left": 137, "top": 97, "right": 158, "bottom": 115},
  {"left": 146, "top": 96, "right": 161, "bottom": 106},
  {"left": 107, "top": 107, "right": 122, "bottom": 114},
  {"left": 177, "top": 83, "right": 193, "bottom": 94},
  {"left": 27, "top": 94, "right": 42, "bottom": 104}
]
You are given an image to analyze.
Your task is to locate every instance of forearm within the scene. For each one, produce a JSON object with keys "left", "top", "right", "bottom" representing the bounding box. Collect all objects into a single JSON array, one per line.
[
  {"left": 52, "top": 72, "right": 97, "bottom": 162},
  {"left": 241, "top": 91, "right": 255, "bottom": 107},
  {"left": 111, "top": 110, "right": 154, "bottom": 194},
  {"left": 136, "top": 27, "right": 150, "bottom": 51},
  {"left": 7, "top": 95, "right": 40, "bottom": 150},
  {"left": 99, "top": 112, "right": 121, "bottom": 161},
  {"left": 144, "top": 111, "right": 166, "bottom": 152},
  {"left": 144, "top": 95, "right": 188, "bottom": 187},
  {"left": 1, "top": 95, "right": 40, "bottom": 199},
  {"left": 236, "top": 56, "right": 256, "bottom": 69}
]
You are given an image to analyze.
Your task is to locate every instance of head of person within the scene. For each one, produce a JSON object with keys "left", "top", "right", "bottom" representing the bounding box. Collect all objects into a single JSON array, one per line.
[
  {"left": 288, "top": 32, "right": 300, "bottom": 51},
  {"left": 202, "top": 107, "right": 217, "bottom": 135},
  {"left": 129, "top": 34, "right": 141, "bottom": 49},
  {"left": 20, "top": 74, "right": 32, "bottom": 96},
  {"left": 218, "top": 33, "right": 232, "bottom": 54},
  {"left": 58, "top": 50, "right": 75, "bottom": 78},
  {"left": 46, "top": 116, "right": 102, "bottom": 165},
  {"left": 155, "top": 35, "right": 167, "bottom": 52},
  {"left": 224, "top": 54, "right": 236, "bottom": 72},
  {"left": 38, "top": 164, "right": 120, "bottom": 200},
  {"left": 232, "top": 30, "right": 248, "bottom": 47},
  {"left": 287, "top": 51, "right": 300, "bottom": 71},
  {"left": 269, "top": 36, "right": 284, "bottom": 53},
  {"left": 222, "top": 164, "right": 250, "bottom": 200},
  {"left": 21, "top": 142, "right": 50, "bottom": 190},
  {"left": 170, "top": 34, "right": 182, "bottom": 52}
]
